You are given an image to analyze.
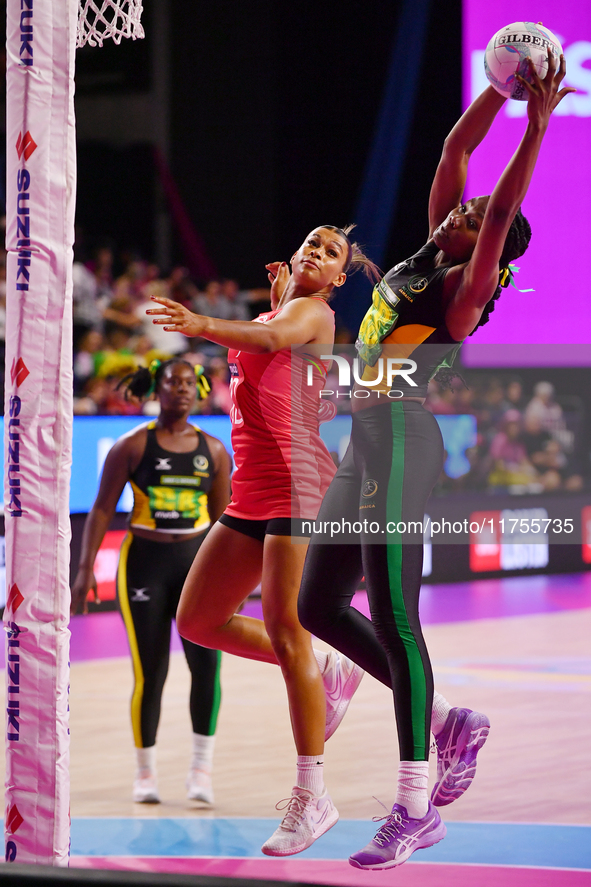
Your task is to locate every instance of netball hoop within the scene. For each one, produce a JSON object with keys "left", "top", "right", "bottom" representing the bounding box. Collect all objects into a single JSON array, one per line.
[
  {"left": 4, "top": 0, "right": 144, "bottom": 867},
  {"left": 77, "top": 0, "right": 145, "bottom": 47}
]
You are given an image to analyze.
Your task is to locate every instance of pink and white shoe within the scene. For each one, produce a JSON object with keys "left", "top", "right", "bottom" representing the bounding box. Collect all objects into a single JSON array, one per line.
[
  {"left": 132, "top": 769, "right": 160, "bottom": 804},
  {"left": 187, "top": 768, "right": 214, "bottom": 804},
  {"left": 261, "top": 786, "right": 339, "bottom": 856},
  {"left": 322, "top": 650, "right": 364, "bottom": 741}
]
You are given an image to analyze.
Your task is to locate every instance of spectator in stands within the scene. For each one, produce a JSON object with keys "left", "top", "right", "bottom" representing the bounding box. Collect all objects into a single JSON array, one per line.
[
  {"left": 220, "top": 278, "right": 251, "bottom": 322},
  {"left": 523, "top": 412, "right": 583, "bottom": 492},
  {"left": 424, "top": 379, "right": 457, "bottom": 415},
  {"left": 93, "top": 322, "right": 139, "bottom": 382},
  {"left": 193, "top": 280, "right": 232, "bottom": 320},
  {"left": 87, "top": 242, "right": 115, "bottom": 305},
  {"left": 74, "top": 329, "right": 105, "bottom": 395},
  {"left": 488, "top": 409, "right": 537, "bottom": 489},
  {"left": 168, "top": 266, "right": 200, "bottom": 310},
  {"left": 190, "top": 281, "right": 232, "bottom": 357},
  {"left": 206, "top": 357, "right": 233, "bottom": 415},
  {"left": 106, "top": 259, "right": 148, "bottom": 328},
  {"left": 525, "top": 381, "right": 565, "bottom": 435},
  {"left": 478, "top": 377, "right": 507, "bottom": 440},
  {"left": 73, "top": 260, "right": 103, "bottom": 351},
  {"left": 73, "top": 376, "right": 141, "bottom": 416},
  {"left": 501, "top": 378, "right": 526, "bottom": 413},
  {"left": 137, "top": 272, "right": 187, "bottom": 357}
]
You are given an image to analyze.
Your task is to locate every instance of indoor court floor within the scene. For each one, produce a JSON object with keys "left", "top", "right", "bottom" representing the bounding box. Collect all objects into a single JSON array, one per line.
[{"left": 2, "top": 572, "right": 590, "bottom": 885}]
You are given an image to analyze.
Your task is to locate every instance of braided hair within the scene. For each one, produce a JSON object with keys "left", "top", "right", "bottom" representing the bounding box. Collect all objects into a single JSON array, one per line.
[
  {"left": 470, "top": 208, "right": 532, "bottom": 335},
  {"left": 118, "top": 358, "right": 211, "bottom": 402}
]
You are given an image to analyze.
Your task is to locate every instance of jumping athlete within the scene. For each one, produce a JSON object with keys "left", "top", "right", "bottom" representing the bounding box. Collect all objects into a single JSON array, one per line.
[
  {"left": 147, "top": 227, "right": 377, "bottom": 855},
  {"left": 298, "top": 52, "right": 574, "bottom": 869},
  {"left": 71, "top": 359, "right": 231, "bottom": 805}
]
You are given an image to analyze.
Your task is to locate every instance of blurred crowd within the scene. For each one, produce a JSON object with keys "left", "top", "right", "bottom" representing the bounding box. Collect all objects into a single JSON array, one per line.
[
  {"left": 71, "top": 245, "right": 272, "bottom": 417},
  {"left": 424, "top": 375, "right": 585, "bottom": 496},
  {"left": 322, "top": 356, "right": 586, "bottom": 495},
  {"left": 0, "top": 239, "right": 586, "bottom": 497}
]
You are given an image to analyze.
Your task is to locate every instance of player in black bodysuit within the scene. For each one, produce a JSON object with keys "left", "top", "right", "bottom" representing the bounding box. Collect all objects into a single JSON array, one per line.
[
  {"left": 298, "top": 51, "right": 574, "bottom": 870},
  {"left": 71, "top": 359, "right": 231, "bottom": 806}
]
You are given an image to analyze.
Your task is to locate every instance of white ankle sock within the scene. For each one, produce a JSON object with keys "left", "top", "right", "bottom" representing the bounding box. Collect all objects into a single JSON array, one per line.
[
  {"left": 395, "top": 761, "right": 429, "bottom": 819},
  {"left": 296, "top": 755, "right": 325, "bottom": 796},
  {"left": 313, "top": 649, "right": 329, "bottom": 674},
  {"left": 135, "top": 745, "right": 156, "bottom": 777},
  {"left": 190, "top": 733, "right": 215, "bottom": 773},
  {"left": 431, "top": 691, "right": 452, "bottom": 736}
]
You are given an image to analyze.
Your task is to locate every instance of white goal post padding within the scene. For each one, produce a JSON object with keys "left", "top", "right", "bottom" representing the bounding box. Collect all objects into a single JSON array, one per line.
[
  {"left": 4, "top": 0, "right": 76, "bottom": 864},
  {"left": 5, "top": 0, "right": 144, "bottom": 863}
]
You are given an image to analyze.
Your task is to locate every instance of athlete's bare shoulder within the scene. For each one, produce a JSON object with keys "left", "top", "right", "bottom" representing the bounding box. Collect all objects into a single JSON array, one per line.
[
  {"left": 200, "top": 431, "right": 230, "bottom": 475},
  {"left": 107, "top": 420, "right": 150, "bottom": 469}
]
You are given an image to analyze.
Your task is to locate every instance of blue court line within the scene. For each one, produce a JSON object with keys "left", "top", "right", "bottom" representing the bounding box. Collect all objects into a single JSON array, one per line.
[{"left": 70, "top": 819, "right": 591, "bottom": 869}]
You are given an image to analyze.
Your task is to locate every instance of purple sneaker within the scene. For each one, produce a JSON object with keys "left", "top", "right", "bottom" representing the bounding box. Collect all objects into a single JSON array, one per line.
[
  {"left": 349, "top": 802, "right": 446, "bottom": 870},
  {"left": 431, "top": 707, "right": 490, "bottom": 807}
]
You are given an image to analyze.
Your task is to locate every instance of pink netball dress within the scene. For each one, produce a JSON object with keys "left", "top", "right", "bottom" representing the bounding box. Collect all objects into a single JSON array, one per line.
[{"left": 225, "top": 301, "right": 336, "bottom": 520}]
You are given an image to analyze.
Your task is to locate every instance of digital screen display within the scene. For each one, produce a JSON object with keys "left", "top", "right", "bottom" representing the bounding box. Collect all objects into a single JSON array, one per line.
[
  {"left": 1, "top": 415, "right": 233, "bottom": 515},
  {"left": 1, "top": 414, "right": 475, "bottom": 514},
  {"left": 461, "top": 1, "right": 591, "bottom": 365}
]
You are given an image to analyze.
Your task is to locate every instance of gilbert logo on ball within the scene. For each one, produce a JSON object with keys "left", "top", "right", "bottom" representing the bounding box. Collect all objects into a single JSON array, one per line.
[{"left": 484, "top": 22, "right": 563, "bottom": 100}]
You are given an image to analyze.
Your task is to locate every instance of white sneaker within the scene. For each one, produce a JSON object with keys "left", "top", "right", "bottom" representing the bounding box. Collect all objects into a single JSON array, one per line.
[
  {"left": 261, "top": 786, "right": 339, "bottom": 856},
  {"left": 322, "top": 650, "right": 364, "bottom": 740},
  {"left": 186, "top": 768, "right": 214, "bottom": 804},
  {"left": 132, "top": 769, "right": 160, "bottom": 804}
]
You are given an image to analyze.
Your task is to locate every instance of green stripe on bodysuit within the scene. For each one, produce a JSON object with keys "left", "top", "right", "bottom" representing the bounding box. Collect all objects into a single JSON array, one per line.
[
  {"left": 207, "top": 649, "right": 223, "bottom": 736},
  {"left": 385, "top": 403, "right": 428, "bottom": 760}
]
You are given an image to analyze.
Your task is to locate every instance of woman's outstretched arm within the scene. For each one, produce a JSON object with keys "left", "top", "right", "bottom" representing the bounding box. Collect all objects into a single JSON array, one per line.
[
  {"left": 147, "top": 293, "right": 333, "bottom": 353},
  {"left": 446, "top": 51, "right": 575, "bottom": 340},
  {"left": 428, "top": 86, "right": 507, "bottom": 237}
]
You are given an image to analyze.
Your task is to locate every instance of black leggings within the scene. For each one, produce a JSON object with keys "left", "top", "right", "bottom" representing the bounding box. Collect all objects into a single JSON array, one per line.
[
  {"left": 117, "top": 533, "right": 222, "bottom": 748},
  {"left": 298, "top": 401, "right": 443, "bottom": 761}
]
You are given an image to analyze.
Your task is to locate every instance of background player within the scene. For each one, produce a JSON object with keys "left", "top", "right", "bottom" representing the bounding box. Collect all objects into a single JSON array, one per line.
[{"left": 71, "top": 359, "right": 231, "bottom": 805}]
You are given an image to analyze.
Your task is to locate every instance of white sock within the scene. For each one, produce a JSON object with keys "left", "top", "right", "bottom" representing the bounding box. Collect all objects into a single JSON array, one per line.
[
  {"left": 296, "top": 755, "right": 325, "bottom": 796},
  {"left": 135, "top": 745, "right": 156, "bottom": 777},
  {"left": 395, "top": 761, "right": 429, "bottom": 819},
  {"left": 313, "top": 649, "right": 329, "bottom": 674},
  {"left": 431, "top": 691, "right": 452, "bottom": 736},
  {"left": 190, "top": 733, "right": 215, "bottom": 773}
]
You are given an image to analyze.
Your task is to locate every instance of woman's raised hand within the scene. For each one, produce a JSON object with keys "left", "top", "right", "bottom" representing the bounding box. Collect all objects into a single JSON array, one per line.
[
  {"left": 517, "top": 49, "right": 576, "bottom": 129},
  {"left": 146, "top": 296, "right": 206, "bottom": 337},
  {"left": 265, "top": 261, "right": 290, "bottom": 310}
]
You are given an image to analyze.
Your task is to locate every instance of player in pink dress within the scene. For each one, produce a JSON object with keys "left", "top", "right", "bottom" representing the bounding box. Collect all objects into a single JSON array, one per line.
[{"left": 148, "top": 226, "right": 379, "bottom": 856}]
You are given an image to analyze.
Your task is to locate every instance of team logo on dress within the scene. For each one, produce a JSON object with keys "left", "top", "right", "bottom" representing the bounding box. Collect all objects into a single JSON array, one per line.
[
  {"left": 156, "top": 458, "right": 171, "bottom": 470},
  {"left": 130, "top": 587, "right": 150, "bottom": 602},
  {"left": 362, "top": 479, "right": 379, "bottom": 498},
  {"left": 193, "top": 455, "right": 209, "bottom": 471},
  {"left": 408, "top": 275, "right": 428, "bottom": 293}
]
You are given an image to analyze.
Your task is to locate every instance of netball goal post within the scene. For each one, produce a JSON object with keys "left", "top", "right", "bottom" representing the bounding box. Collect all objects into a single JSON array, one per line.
[{"left": 4, "top": 0, "right": 144, "bottom": 865}]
